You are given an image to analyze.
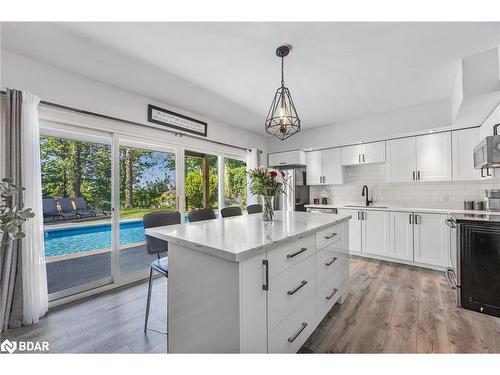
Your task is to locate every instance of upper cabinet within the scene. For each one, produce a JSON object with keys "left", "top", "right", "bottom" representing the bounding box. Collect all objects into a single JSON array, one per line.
[
  {"left": 268, "top": 150, "right": 306, "bottom": 167},
  {"left": 452, "top": 127, "right": 487, "bottom": 181},
  {"left": 385, "top": 137, "right": 417, "bottom": 182},
  {"left": 341, "top": 141, "right": 386, "bottom": 166},
  {"left": 306, "top": 148, "right": 343, "bottom": 185},
  {"left": 416, "top": 132, "right": 452, "bottom": 181},
  {"left": 386, "top": 132, "right": 451, "bottom": 182}
]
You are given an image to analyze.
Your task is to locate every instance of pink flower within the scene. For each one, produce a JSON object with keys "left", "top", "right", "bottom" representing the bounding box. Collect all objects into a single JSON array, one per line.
[
  {"left": 270, "top": 171, "right": 277, "bottom": 178},
  {"left": 280, "top": 171, "right": 285, "bottom": 177}
]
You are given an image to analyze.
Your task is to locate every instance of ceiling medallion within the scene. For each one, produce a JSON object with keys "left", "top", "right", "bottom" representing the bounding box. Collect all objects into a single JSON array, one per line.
[{"left": 264, "top": 45, "right": 301, "bottom": 141}]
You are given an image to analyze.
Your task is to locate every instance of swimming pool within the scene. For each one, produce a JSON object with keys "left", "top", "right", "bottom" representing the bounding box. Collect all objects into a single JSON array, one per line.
[{"left": 44, "top": 220, "right": 146, "bottom": 257}]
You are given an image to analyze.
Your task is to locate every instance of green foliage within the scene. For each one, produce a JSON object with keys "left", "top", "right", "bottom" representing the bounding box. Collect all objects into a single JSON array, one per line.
[
  {"left": 248, "top": 167, "right": 285, "bottom": 197},
  {"left": 1, "top": 178, "right": 35, "bottom": 245},
  {"left": 224, "top": 160, "right": 247, "bottom": 207},
  {"left": 41, "top": 136, "right": 111, "bottom": 209},
  {"left": 185, "top": 171, "right": 218, "bottom": 210}
]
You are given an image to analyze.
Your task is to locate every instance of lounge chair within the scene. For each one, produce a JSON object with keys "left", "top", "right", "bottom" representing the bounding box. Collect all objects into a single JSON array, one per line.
[
  {"left": 73, "top": 197, "right": 104, "bottom": 217},
  {"left": 42, "top": 197, "right": 77, "bottom": 221},
  {"left": 57, "top": 197, "right": 88, "bottom": 219}
]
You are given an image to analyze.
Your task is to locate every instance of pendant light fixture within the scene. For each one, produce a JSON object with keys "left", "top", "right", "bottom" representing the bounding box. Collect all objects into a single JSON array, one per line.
[{"left": 265, "top": 45, "right": 301, "bottom": 141}]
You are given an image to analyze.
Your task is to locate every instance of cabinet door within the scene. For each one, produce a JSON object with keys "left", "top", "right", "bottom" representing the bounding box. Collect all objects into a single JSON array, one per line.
[
  {"left": 268, "top": 150, "right": 306, "bottom": 167},
  {"left": 452, "top": 128, "right": 483, "bottom": 181},
  {"left": 416, "top": 132, "right": 451, "bottom": 181},
  {"left": 413, "top": 213, "right": 449, "bottom": 267},
  {"left": 322, "top": 148, "right": 344, "bottom": 185},
  {"left": 341, "top": 144, "right": 363, "bottom": 165},
  {"left": 337, "top": 209, "right": 362, "bottom": 253},
  {"left": 306, "top": 151, "right": 323, "bottom": 185},
  {"left": 362, "top": 141, "right": 386, "bottom": 164},
  {"left": 389, "top": 212, "right": 414, "bottom": 261},
  {"left": 361, "top": 210, "right": 390, "bottom": 257},
  {"left": 385, "top": 137, "right": 416, "bottom": 182}
]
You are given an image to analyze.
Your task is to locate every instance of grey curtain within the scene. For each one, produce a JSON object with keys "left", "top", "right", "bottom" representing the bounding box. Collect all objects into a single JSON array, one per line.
[{"left": 0, "top": 88, "right": 24, "bottom": 333}]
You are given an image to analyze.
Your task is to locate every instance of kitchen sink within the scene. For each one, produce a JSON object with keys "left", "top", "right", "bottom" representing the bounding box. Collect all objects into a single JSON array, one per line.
[{"left": 344, "top": 204, "right": 388, "bottom": 209}]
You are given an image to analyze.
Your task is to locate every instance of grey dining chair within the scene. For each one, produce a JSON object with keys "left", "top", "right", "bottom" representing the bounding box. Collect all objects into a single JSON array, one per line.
[
  {"left": 247, "top": 204, "right": 263, "bottom": 214},
  {"left": 220, "top": 206, "right": 243, "bottom": 218},
  {"left": 187, "top": 207, "right": 216, "bottom": 222},
  {"left": 143, "top": 210, "right": 182, "bottom": 333}
]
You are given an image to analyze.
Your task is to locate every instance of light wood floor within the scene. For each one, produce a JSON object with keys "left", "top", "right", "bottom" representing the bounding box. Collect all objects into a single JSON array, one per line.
[
  {"left": 1, "top": 278, "right": 167, "bottom": 353},
  {"left": 303, "top": 256, "right": 500, "bottom": 353},
  {"left": 3, "top": 257, "right": 500, "bottom": 353}
]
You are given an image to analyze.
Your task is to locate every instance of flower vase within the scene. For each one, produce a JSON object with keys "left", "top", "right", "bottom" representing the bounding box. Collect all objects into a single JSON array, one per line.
[{"left": 262, "top": 195, "right": 275, "bottom": 222}]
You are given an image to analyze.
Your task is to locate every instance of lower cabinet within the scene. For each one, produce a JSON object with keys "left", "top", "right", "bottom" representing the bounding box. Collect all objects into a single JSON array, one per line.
[
  {"left": 266, "top": 221, "right": 349, "bottom": 353},
  {"left": 413, "top": 213, "right": 450, "bottom": 267},
  {"left": 389, "top": 212, "right": 414, "bottom": 261},
  {"left": 338, "top": 208, "right": 450, "bottom": 269},
  {"left": 361, "top": 210, "right": 390, "bottom": 257}
]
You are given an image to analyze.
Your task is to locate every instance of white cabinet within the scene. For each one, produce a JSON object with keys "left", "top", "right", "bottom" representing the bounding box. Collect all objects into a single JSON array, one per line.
[
  {"left": 385, "top": 137, "right": 416, "bottom": 182},
  {"left": 413, "top": 213, "right": 450, "bottom": 267},
  {"left": 322, "top": 148, "right": 344, "bottom": 185},
  {"left": 386, "top": 132, "right": 451, "bottom": 182},
  {"left": 306, "top": 148, "right": 343, "bottom": 185},
  {"left": 268, "top": 150, "right": 306, "bottom": 167},
  {"left": 389, "top": 212, "right": 414, "bottom": 261},
  {"left": 416, "top": 132, "right": 452, "bottom": 181},
  {"left": 337, "top": 209, "right": 362, "bottom": 253},
  {"left": 305, "top": 151, "right": 323, "bottom": 185},
  {"left": 341, "top": 141, "right": 385, "bottom": 166},
  {"left": 452, "top": 127, "right": 492, "bottom": 180},
  {"left": 361, "top": 210, "right": 390, "bottom": 257}
]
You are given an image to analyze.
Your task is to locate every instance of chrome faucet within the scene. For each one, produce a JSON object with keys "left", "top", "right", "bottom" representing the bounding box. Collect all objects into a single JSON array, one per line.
[{"left": 361, "top": 185, "right": 373, "bottom": 207}]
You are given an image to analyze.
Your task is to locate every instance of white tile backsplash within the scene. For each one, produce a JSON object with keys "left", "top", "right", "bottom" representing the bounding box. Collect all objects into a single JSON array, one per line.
[{"left": 310, "top": 163, "right": 500, "bottom": 209}]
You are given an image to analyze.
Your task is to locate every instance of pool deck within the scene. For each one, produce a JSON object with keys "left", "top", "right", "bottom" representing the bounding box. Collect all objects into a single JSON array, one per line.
[{"left": 47, "top": 244, "right": 163, "bottom": 295}]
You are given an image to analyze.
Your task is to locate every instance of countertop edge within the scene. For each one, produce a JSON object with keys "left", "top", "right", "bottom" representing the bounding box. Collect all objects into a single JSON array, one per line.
[
  {"left": 145, "top": 214, "right": 351, "bottom": 263},
  {"left": 304, "top": 204, "right": 500, "bottom": 216}
]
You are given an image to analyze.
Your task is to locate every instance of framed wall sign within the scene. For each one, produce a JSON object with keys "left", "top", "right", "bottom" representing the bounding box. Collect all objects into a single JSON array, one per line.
[{"left": 147, "top": 104, "right": 208, "bottom": 137}]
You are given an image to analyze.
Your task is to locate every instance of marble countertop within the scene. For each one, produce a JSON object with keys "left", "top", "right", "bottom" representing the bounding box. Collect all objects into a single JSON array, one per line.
[
  {"left": 145, "top": 211, "right": 351, "bottom": 262},
  {"left": 304, "top": 203, "right": 500, "bottom": 216}
]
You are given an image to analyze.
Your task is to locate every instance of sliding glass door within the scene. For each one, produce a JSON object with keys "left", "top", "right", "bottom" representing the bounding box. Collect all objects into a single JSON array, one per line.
[
  {"left": 117, "top": 140, "right": 177, "bottom": 278},
  {"left": 40, "top": 132, "right": 113, "bottom": 299}
]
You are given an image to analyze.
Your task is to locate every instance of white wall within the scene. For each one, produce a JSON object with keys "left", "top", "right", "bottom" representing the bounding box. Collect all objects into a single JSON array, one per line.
[
  {"left": 266, "top": 99, "right": 452, "bottom": 152},
  {"left": 1, "top": 50, "right": 268, "bottom": 155}
]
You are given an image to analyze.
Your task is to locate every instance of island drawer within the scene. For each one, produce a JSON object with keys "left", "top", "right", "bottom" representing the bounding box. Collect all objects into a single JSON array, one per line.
[
  {"left": 267, "top": 235, "right": 315, "bottom": 277},
  {"left": 268, "top": 255, "right": 315, "bottom": 330},
  {"left": 268, "top": 295, "right": 315, "bottom": 353},
  {"left": 316, "top": 224, "right": 343, "bottom": 250}
]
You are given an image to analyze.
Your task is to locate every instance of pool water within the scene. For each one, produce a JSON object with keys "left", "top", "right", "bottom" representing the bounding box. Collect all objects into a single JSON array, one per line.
[{"left": 44, "top": 220, "right": 146, "bottom": 257}]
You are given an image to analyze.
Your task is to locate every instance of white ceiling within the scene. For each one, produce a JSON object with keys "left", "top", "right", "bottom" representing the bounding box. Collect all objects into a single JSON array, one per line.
[{"left": 2, "top": 22, "right": 500, "bottom": 135}]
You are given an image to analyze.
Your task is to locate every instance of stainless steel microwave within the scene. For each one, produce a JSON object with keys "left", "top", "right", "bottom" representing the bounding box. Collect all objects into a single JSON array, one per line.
[{"left": 473, "top": 134, "right": 500, "bottom": 169}]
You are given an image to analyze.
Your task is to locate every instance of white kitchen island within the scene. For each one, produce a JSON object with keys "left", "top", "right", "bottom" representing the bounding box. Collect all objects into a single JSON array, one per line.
[{"left": 145, "top": 210, "right": 351, "bottom": 353}]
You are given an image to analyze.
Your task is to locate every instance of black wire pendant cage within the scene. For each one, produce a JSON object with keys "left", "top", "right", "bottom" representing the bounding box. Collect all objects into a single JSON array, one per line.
[{"left": 265, "top": 45, "right": 301, "bottom": 141}]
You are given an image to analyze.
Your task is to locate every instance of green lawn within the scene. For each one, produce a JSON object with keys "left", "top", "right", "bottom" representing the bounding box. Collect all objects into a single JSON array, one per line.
[{"left": 119, "top": 207, "right": 176, "bottom": 220}]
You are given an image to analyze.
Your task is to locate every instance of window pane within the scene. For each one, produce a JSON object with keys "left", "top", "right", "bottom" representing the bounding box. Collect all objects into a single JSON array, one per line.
[
  {"left": 224, "top": 158, "right": 247, "bottom": 209},
  {"left": 184, "top": 152, "right": 218, "bottom": 212},
  {"left": 119, "top": 146, "right": 176, "bottom": 275},
  {"left": 41, "top": 135, "right": 112, "bottom": 295}
]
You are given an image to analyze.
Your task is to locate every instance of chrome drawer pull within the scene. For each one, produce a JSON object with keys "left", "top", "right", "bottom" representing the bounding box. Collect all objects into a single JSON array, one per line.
[
  {"left": 287, "top": 322, "right": 308, "bottom": 343},
  {"left": 287, "top": 280, "right": 308, "bottom": 295},
  {"left": 286, "top": 247, "right": 307, "bottom": 259},
  {"left": 325, "top": 257, "right": 338, "bottom": 266},
  {"left": 324, "top": 232, "right": 337, "bottom": 239},
  {"left": 326, "top": 288, "right": 338, "bottom": 300}
]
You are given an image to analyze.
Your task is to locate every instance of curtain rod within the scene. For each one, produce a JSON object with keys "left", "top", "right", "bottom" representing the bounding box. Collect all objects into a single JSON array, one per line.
[{"left": 0, "top": 90, "right": 259, "bottom": 153}]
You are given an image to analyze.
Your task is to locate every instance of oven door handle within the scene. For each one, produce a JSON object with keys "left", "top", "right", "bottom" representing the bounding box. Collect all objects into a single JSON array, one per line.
[{"left": 446, "top": 268, "right": 457, "bottom": 289}]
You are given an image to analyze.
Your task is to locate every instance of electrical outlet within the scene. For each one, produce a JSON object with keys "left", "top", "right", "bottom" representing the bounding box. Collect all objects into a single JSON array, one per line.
[{"left": 443, "top": 194, "right": 449, "bottom": 201}]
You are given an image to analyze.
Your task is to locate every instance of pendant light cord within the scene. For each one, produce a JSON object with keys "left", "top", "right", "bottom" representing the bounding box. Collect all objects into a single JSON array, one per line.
[{"left": 281, "top": 56, "right": 285, "bottom": 87}]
